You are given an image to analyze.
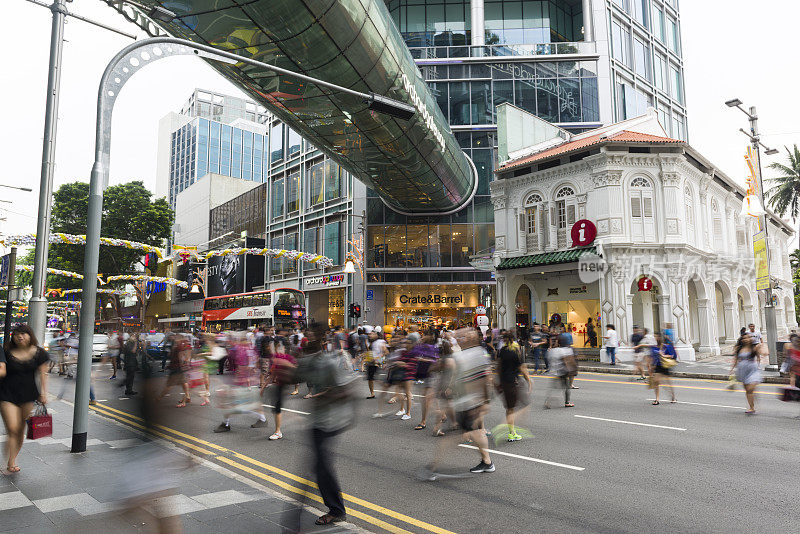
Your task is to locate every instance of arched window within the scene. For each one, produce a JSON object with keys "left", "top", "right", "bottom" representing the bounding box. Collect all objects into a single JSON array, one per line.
[
  {"left": 711, "top": 199, "right": 723, "bottom": 251},
  {"left": 630, "top": 177, "right": 655, "bottom": 241},
  {"left": 524, "top": 193, "right": 543, "bottom": 234},
  {"left": 554, "top": 186, "right": 576, "bottom": 248},
  {"left": 521, "top": 193, "right": 544, "bottom": 252}
]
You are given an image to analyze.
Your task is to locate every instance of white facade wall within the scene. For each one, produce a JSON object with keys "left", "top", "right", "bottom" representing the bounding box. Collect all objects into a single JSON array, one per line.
[
  {"left": 173, "top": 174, "right": 260, "bottom": 248},
  {"left": 491, "top": 146, "right": 796, "bottom": 358}
]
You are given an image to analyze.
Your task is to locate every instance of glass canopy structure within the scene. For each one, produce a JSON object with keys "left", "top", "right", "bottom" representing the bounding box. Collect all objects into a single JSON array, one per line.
[{"left": 128, "top": 0, "right": 477, "bottom": 215}]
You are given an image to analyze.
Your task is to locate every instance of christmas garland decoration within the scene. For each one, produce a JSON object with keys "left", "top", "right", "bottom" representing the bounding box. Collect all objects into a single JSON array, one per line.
[
  {"left": 202, "top": 247, "right": 333, "bottom": 267},
  {"left": 15, "top": 265, "right": 85, "bottom": 280},
  {"left": 61, "top": 288, "right": 130, "bottom": 296},
  {"left": 1, "top": 233, "right": 164, "bottom": 258},
  {"left": 105, "top": 274, "right": 189, "bottom": 289}
]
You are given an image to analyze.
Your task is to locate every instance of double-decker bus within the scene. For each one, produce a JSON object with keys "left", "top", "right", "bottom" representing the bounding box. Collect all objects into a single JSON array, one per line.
[{"left": 202, "top": 288, "right": 306, "bottom": 332}]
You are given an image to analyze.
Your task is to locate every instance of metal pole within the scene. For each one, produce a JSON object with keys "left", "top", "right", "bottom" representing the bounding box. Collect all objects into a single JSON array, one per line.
[
  {"left": 29, "top": 0, "right": 68, "bottom": 346},
  {"left": 750, "top": 106, "right": 779, "bottom": 370},
  {"left": 4, "top": 248, "right": 17, "bottom": 342},
  {"left": 361, "top": 210, "right": 367, "bottom": 326}
]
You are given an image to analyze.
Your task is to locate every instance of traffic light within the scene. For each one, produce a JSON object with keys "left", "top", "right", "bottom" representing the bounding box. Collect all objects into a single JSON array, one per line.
[
  {"left": 144, "top": 252, "right": 158, "bottom": 274},
  {"left": 349, "top": 303, "right": 361, "bottom": 318}
]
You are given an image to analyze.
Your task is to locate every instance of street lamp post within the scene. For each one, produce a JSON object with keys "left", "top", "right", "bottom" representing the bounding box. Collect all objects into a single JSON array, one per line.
[
  {"left": 26, "top": 0, "right": 138, "bottom": 346},
  {"left": 337, "top": 211, "right": 367, "bottom": 327},
  {"left": 726, "top": 98, "right": 780, "bottom": 370},
  {"left": 71, "top": 36, "right": 414, "bottom": 452}
]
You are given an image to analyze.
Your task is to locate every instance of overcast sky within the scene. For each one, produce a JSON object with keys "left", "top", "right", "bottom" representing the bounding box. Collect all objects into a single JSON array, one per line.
[{"left": 2, "top": 0, "right": 799, "bottom": 245}]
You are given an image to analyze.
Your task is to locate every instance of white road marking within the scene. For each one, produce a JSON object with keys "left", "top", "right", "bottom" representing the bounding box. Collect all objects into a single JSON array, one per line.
[
  {"left": 458, "top": 444, "right": 585, "bottom": 471},
  {"left": 373, "top": 388, "right": 426, "bottom": 398},
  {"left": 646, "top": 399, "right": 744, "bottom": 410},
  {"left": 261, "top": 404, "right": 310, "bottom": 415},
  {"left": 574, "top": 414, "right": 686, "bottom": 431}
]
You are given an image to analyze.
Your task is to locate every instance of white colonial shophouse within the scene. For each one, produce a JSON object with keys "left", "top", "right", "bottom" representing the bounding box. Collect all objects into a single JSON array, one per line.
[{"left": 490, "top": 110, "right": 796, "bottom": 360}]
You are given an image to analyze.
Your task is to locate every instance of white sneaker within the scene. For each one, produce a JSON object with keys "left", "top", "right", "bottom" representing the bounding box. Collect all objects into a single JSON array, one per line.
[
  {"left": 401, "top": 414, "right": 412, "bottom": 420},
  {"left": 268, "top": 431, "right": 283, "bottom": 440},
  {"left": 395, "top": 410, "right": 406, "bottom": 416}
]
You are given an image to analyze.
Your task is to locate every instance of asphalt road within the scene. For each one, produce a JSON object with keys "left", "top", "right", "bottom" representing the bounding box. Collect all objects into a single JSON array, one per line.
[{"left": 70, "top": 365, "right": 799, "bottom": 534}]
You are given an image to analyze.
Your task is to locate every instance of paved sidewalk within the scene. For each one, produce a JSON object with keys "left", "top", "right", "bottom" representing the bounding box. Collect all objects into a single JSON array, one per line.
[
  {"left": 572, "top": 353, "right": 788, "bottom": 383},
  {"left": 0, "top": 398, "right": 361, "bottom": 533}
]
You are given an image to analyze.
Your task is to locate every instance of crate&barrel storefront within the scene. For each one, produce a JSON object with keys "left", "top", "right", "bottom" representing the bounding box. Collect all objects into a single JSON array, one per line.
[{"left": 370, "top": 284, "right": 494, "bottom": 329}]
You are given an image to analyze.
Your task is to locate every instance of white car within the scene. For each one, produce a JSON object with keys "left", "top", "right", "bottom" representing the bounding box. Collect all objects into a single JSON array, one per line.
[{"left": 92, "top": 333, "right": 108, "bottom": 360}]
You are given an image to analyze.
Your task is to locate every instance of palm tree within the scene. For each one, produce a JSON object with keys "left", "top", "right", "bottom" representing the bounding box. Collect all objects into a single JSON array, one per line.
[
  {"left": 766, "top": 144, "right": 800, "bottom": 252},
  {"left": 791, "top": 249, "right": 800, "bottom": 273}
]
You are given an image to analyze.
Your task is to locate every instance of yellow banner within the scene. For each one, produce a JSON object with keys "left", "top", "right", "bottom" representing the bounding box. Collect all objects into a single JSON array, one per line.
[{"left": 753, "top": 231, "right": 770, "bottom": 290}]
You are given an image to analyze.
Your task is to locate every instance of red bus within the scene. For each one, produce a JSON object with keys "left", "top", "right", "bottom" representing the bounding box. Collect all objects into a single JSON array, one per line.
[{"left": 202, "top": 288, "right": 306, "bottom": 332}]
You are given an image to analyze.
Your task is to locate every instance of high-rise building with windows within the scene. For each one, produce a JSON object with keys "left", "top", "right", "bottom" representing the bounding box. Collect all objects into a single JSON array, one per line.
[
  {"left": 362, "top": 0, "right": 686, "bottom": 328},
  {"left": 158, "top": 1, "right": 688, "bottom": 329}
]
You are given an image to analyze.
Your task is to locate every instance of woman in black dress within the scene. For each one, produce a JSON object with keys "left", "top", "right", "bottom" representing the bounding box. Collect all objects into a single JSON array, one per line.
[{"left": 0, "top": 324, "right": 50, "bottom": 473}]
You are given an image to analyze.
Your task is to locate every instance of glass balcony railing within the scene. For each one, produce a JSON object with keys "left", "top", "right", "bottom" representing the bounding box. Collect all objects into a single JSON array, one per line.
[{"left": 409, "top": 41, "right": 597, "bottom": 60}]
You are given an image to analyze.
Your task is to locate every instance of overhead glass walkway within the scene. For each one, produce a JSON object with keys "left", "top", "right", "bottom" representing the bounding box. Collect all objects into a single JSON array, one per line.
[{"left": 124, "top": 0, "right": 477, "bottom": 215}]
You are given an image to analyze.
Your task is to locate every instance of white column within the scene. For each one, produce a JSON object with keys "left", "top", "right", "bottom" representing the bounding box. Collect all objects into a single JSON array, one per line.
[
  {"left": 696, "top": 297, "right": 720, "bottom": 355},
  {"left": 723, "top": 302, "right": 736, "bottom": 344},
  {"left": 582, "top": 0, "right": 594, "bottom": 41},
  {"left": 470, "top": 0, "right": 485, "bottom": 47}
]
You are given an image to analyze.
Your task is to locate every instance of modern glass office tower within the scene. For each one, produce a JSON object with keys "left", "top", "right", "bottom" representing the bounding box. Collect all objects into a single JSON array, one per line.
[
  {"left": 361, "top": 0, "right": 685, "bottom": 328},
  {"left": 158, "top": 89, "right": 358, "bottom": 327}
]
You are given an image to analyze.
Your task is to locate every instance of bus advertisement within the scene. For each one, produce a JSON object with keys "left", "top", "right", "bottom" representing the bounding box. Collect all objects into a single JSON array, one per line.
[{"left": 202, "top": 288, "right": 305, "bottom": 332}]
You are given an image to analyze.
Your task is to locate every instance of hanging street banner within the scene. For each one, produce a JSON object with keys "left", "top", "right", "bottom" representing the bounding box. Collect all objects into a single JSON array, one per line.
[{"left": 753, "top": 230, "right": 770, "bottom": 290}]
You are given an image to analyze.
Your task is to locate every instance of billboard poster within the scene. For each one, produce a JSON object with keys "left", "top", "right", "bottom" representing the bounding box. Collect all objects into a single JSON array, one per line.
[
  {"left": 753, "top": 230, "right": 770, "bottom": 290},
  {"left": 0, "top": 254, "right": 9, "bottom": 287},
  {"left": 174, "top": 237, "right": 266, "bottom": 302}
]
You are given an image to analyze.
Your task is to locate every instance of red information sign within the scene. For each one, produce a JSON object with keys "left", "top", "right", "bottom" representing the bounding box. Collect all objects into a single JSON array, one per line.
[
  {"left": 571, "top": 219, "right": 597, "bottom": 247},
  {"left": 638, "top": 276, "right": 653, "bottom": 292}
]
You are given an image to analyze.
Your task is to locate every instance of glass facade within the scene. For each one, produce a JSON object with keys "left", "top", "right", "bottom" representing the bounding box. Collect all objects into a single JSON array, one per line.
[
  {"left": 609, "top": 0, "right": 687, "bottom": 139},
  {"left": 387, "top": 0, "right": 583, "bottom": 46},
  {"left": 168, "top": 117, "right": 268, "bottom": 209},
  {"left": 150, "top": 0, "right": 477, "bottom": 215},
  {"left": 420, "top": 61, "right": 599, "bottom": 125}
]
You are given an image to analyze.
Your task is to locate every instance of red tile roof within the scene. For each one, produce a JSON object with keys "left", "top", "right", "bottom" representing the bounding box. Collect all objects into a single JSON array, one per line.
[{"left": 498, "top": 130, "right": 683, "bottom": 172}]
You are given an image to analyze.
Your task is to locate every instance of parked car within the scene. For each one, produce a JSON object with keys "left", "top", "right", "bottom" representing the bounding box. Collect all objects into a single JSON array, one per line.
[
  {"left": 145, "top": 332, "right": 169, "bottom": 362},
  {"left": 92, "top": 333, "right": 108, "bottom": 361}
]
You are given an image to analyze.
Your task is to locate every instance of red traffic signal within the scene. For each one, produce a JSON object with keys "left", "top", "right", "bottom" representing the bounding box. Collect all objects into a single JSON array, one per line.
[{"left": 349, "top": 303, "right": 361, "bottom": 318}]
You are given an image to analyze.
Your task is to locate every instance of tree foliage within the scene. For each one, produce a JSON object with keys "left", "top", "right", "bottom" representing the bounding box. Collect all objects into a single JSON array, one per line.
[
  {"left": 18, "top": 181, "right": 173, "bottom": 290},
  {"left": 766, "top": 144, "right": 800, "bottom": 221}
]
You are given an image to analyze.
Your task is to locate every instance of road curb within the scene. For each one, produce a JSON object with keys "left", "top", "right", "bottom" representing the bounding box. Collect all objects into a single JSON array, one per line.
[{"left": 574, "top": 365, "right": 790, "bottom": 384}]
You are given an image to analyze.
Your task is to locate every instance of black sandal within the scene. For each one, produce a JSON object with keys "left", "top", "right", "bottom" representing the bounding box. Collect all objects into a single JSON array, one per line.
[
  {"left": 652, "top": 401, "right": 660, "bottom": 405},
  {"left": 315, "top": 513, "right": 345, "bottom": 525},
  {"left": 414, "top": 423, "right": 426, "bottom": 430}
]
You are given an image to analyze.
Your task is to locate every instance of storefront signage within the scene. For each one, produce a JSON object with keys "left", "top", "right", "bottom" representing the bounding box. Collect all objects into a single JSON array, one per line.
[
  {"left": 490, "top": 63, "right": 578, "bottom": 116},
  {"left": 399, "top": 293, "right": 463, "bottom": 305},
  {"left": 399, "top": 72, "right": 446, "bottom": 150},
  {"left": 637, "top": 277, "right": 653, "bottom": 292},
  {"left": 753, "top": 230, "right": 770, "bottom": 290},
  {"left": 146, "top": 281, "right": 167, "bottom": 295},
  {"left": 569, "top": 286, "right": 588, "bottom": 294},
  {"left": 571, "top": 220, "right": 597, "bottom": 247},
  {"left": 305, "top": 274, "right": 344, "bottom": 288}
]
